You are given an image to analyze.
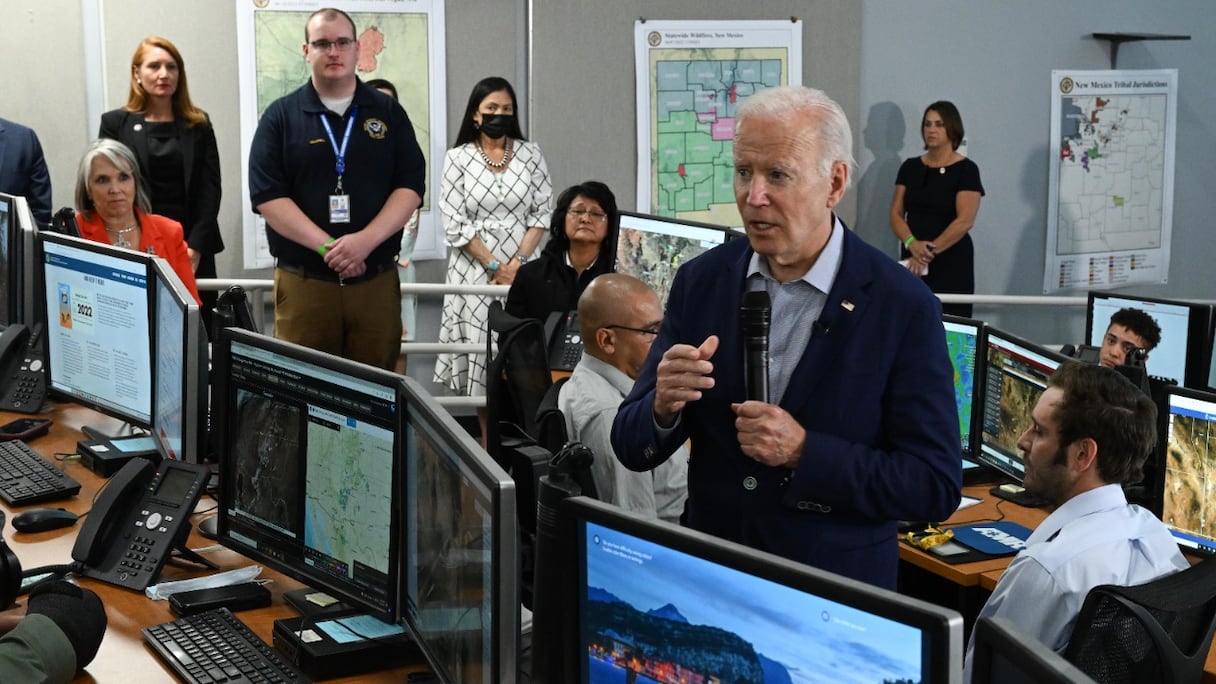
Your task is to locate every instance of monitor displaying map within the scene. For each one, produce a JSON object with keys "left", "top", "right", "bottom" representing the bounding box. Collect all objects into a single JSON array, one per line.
[
  {"left": 977, "top": 327, "right": 1069, "bottom": 483},
  {"left": 213, "top": 328, "right": 404, "bottom": 622},
  {"left": 614, "top": 211, "right": 734, "bottom": 305},
  {"left": 1161, "top": 386, "right": 1216, "bottom": 556},
  {"left": 943, "top": 315, "right": 984, "bottom": 460}
]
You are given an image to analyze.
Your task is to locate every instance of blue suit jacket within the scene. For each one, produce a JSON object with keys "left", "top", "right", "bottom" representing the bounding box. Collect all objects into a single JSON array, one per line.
[
  {"left": 0, "top": 118, "right": 53, "bottom": 225},
  {"left": 611, "top": 222, "right": 962, "bottom": 589}
]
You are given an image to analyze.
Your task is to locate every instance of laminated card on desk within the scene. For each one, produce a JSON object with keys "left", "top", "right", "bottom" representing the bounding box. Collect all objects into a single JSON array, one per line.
[{"left": 951, "top": 521, "right": 1032, "bottom": 557}]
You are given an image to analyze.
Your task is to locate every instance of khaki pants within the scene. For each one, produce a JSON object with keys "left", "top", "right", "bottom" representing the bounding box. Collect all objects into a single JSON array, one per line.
[{"left": 273, "top": 266, "right": 402, "bottom": 371}]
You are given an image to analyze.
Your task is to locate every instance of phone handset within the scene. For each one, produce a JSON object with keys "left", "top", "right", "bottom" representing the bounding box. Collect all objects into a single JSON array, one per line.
[
  {"left": 0, "top": 322, "right": 48, "bottom": 413},
  {"left": 0, "top": 324, "right": 30, "bottom": 364},
  {"left": 544, "top": 310, "right": 583, "bottom": 371},
  {"left": 72, "top": 458, "right": 211, "bottom": 591},
  {"left": 72, "top": 458, "right": 153, "bottom": 567}
]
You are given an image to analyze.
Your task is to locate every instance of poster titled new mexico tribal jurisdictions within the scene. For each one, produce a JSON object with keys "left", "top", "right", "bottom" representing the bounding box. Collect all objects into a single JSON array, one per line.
[
  {"left": 634, "top": 20, "right": 801, "bottom": 228},
  {"left": 235, "top": 0, "right": 447, "bottom": 268},
  {"left": 1044, "top": 69, "right": 1177, "bottom": 293}
]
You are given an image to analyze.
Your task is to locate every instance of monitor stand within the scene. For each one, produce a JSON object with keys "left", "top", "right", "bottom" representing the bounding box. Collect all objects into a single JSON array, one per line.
[
  {"left": 990, "top": 483, "right": 1048, "bottom": 508},
  {"left": 272, "top": 589, "right": 422, "bottom": 680}
]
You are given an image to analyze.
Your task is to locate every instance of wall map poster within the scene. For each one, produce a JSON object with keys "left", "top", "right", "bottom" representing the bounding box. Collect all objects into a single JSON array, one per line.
[
  {"left": 634, "top": 20, "right": 801, "bottom": 228},
  {"left": 1045, "top": 69, "right": 1177, "bottom": 293}
]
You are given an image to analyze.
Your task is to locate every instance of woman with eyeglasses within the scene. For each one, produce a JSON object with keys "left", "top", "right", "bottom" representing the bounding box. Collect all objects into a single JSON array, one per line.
[
  {"left": 888, "top": 100, "right": 984, "bottom": 317},
  {"left": 99, "top": 36, "right": 222, "bottom": 326},
  {"left": 505, "top": 181, "right": 619, "bottom": 323},
  {"left": 435, "top": 77, "right": 553, "bottom": 437}
]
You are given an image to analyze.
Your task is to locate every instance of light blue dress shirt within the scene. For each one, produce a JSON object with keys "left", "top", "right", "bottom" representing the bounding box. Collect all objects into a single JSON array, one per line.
[{"left": 963, "top": 484, "right": 1189, "bottom": 682}]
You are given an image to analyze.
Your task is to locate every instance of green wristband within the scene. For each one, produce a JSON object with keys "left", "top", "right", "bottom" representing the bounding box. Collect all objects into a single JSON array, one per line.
[
  {"left": 903, "top": 234, "right": 916, "bottom": 248},
  {"left": 316, "top": 237, "right": 336, "bottom": 256}
]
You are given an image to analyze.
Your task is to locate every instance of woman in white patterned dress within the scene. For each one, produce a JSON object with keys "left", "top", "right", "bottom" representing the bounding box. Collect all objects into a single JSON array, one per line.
[{"left": 434, "top": 77, "right": 552, "bottom": 437}]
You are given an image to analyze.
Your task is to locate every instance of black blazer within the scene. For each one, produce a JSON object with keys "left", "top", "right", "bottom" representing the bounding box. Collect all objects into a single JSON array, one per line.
[{"left": 98, "top": 109, "right": 224, "bottom": 255}]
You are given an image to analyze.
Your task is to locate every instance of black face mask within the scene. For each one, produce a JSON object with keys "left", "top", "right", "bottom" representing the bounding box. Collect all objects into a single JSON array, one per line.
[{"left": 478, "top": 114, "right": 512, "bottom": 139}]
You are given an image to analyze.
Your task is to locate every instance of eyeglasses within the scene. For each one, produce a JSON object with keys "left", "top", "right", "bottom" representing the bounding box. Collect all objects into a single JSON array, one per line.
[
  {"left": 568, "top": 209, "right": 608, "bottom": 222},
  {"left": 309, "top": 38, "right": 355, "bottom": 52},
  {"left": 606, "top": 324, "right": 659, "bottom": 337}
]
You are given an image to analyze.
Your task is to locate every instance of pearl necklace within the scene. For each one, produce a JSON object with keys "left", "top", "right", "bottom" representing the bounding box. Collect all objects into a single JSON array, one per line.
[
  {"left": 476, "top": 139, "right": 513, "bottom": 169},
  {"left": 106, "top": 223, "right": 138, "bottom": 249}
]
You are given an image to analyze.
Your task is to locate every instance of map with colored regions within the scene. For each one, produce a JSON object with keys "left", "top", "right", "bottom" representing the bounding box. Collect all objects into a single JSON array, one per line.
[
  {"left": 1056, "top": 94, "right": 1166, "bottom": 255},
  {"left": 1044, "top": 69, "right": 1176, "bottom": 292},
  {"left": 945, "top": 330, "right": 977, "bottom": 450},
  {"left": 649, "top": 49, "right": 788, "bottom": 227},
  {"left": 303, "top": 407, "right": 394, "bottom": 576}
]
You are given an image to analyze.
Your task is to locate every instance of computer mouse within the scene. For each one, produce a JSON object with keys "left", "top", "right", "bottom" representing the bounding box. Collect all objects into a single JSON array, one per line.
[{"left": 12, "top": 507, "right": 79, "bottom": 533}]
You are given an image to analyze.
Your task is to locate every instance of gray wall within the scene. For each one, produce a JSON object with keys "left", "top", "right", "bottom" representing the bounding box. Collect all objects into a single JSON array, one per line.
[
  {"left": 531, "top": 1, "right": 861, "bottom": 219},
  {"left": 856, "top": 1, "right": 1216, "bottom": 344},
  {"left": 4, "top": 1, "right": 1211, "bottom": 372}
]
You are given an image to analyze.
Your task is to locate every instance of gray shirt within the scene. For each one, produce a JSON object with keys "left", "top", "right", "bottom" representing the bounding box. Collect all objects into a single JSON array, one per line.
[{"left": 560, "top": 354, "right": 688, "bottom": 523}]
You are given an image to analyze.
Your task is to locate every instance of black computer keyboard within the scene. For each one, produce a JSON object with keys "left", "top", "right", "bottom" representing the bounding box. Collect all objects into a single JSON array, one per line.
[
  {"left": 0, "top": 439, "right": 81, "bottom": 505},
  {"left": 144, "top": 607, "right": 307, "bottom": 683}
]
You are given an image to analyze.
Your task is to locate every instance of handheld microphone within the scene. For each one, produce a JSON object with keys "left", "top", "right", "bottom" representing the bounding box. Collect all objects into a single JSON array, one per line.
[{"left": 741, "top": 290, "right": 771, "bottom": 403}]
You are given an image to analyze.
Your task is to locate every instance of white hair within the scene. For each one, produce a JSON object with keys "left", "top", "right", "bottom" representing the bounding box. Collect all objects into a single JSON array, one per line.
[{"left": 735, "top": 85, "right": 856, "bottom": 190}]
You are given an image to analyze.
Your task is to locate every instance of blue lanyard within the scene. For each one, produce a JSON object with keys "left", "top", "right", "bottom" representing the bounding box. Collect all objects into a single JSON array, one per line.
[{"left": 320, "top": 105, "right": 358, "bottom": 177}]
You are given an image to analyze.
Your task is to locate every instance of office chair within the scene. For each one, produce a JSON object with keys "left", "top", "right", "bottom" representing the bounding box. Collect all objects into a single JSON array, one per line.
[
  {"left": 1064, "top": 556, "right": 1216, "bottom": 684},
  {"left": 971, "top": 616, "right": 1095, "bottom": 684},
  {"left": 484, "top": 301, "right": 552, "bottom": 470},
  {"left": 534, "top": 376, "right": 598, "bottom": 500}
]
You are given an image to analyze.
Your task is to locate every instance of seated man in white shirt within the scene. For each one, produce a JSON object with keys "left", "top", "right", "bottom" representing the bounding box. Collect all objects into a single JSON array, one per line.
[
  {"left": 964, "top": 361, "right": 1188, "bottom": 682},
  {"left": 558, "top": 274, "right": 688, "bottom": 523}
]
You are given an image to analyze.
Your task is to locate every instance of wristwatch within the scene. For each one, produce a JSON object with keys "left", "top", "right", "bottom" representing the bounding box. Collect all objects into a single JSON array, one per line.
[
  {"left": 486, "top": 259, "right": 500, "bottom": 272},
  {"left": 515, "top": 253, "right": 530, "bottom": 265}
]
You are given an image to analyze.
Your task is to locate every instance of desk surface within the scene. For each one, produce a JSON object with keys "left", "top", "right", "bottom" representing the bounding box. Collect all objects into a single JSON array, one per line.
[
  {"left": 2, "top": 403, "right": 420, "bottom": 683},
  {"left": 901, "top": 482, "right": 1216, "bottom": 681}
]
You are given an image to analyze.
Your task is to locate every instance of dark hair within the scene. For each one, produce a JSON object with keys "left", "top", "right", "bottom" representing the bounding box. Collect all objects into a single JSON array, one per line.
[
  {"left": 454, "top": 77, "right": 526, "bottom": 147},
  {"left": 1108, "top": 307, "right": 1162, "bottom": 351},
  {"left": 922, "top": 100, "right": 965, "bottom": 150},
  {"left": 1048, "top": 361, "right": 1156, "bottom": 485},
  {"left": 541, "top": 182, "right": 619, "bottom": 264},
  {"left": 305, "top": 8, "right": 357, "bottom": 42},
  {"left": 365, "top": 78, "right": 398, "bottom": 101}
]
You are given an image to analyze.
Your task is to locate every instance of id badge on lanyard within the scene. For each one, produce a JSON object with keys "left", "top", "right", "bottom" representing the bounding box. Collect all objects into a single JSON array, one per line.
[{"left": 321, "top": 107, "right": 357, "bottom": 224}]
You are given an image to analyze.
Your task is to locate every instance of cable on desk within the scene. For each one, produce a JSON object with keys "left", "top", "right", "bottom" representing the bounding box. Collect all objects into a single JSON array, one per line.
[
  {"left": 52, "top": 452, "right": 81, "bottom": 471},
  {"left": 943, "top": 498, "right": 1009, "bottom": 528}
]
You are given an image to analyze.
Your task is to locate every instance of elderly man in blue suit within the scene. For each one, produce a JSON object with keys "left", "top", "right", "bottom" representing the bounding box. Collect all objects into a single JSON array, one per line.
[
  {"left": 0, "top": 117, "right": 53, "bottom": 225},
  {"left": 611, "top": 85, "right": 961, "bottom": 589}
]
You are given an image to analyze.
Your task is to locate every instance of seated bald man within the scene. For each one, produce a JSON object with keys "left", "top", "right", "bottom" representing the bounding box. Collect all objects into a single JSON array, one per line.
[{"left": 558, "top": 274, "right": 688, "bottom": 522}]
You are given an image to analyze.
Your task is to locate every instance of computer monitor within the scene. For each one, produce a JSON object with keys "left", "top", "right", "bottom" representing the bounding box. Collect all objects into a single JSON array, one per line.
[
  {"left": 150, "top": 258, "right": 209, "bottom": 463},
  {"left": 978, "top": 327, "right": 1071, "bottom": 483},
  {"left": 0, "top": 193, "right": 13, "bottom": 326},
  {"left": 1160, "top": 385, "right": 1216, "bottom": 556},
  {"left": 401, "top": 375, "right": 518, "bottom": 684},
  {"left": 944, "top": 315, "right": 985, "bottom": 462},
  {"left": 1209, "top": 338, "right": 1216, "bottom": 393},
  {"left": 562, "top": 497, "right": 963, "bottom": 684},
  {"left": 39, "top": 231, "right": 156, "bottom": 427},
  {"left": 1, "top": 192, "right": 38, "bottom": 327},
  {"left": 212, "top": 328, "right": 403, "bottom": 622},
  {"left": 1086, "top": 291, "right": 1213, "bottom": 388},
  {"left": 613, "top": 211, "right": 733, "bottom": 305},
  {"left": 970, "top": 616, "right": 1094, "bottom": 684}
]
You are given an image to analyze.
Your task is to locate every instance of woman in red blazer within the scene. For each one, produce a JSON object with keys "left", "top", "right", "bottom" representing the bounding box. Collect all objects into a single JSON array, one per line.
[{"left": 72, "top": 138, "right": 201, "bottom": 305}]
